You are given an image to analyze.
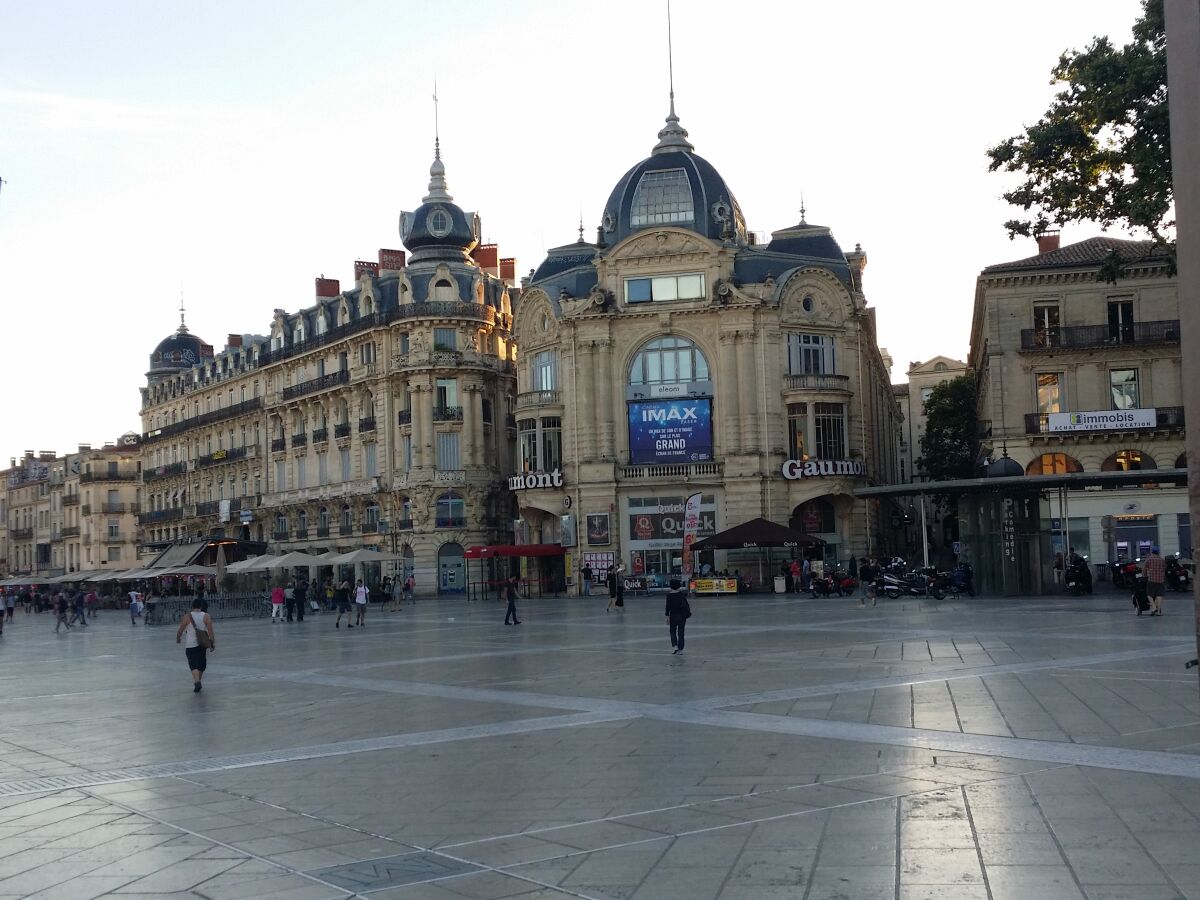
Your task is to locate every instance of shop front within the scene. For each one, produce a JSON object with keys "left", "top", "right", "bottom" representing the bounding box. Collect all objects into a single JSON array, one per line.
[{"left": 625, "top": 493, "right": 718, "bottom": 588}]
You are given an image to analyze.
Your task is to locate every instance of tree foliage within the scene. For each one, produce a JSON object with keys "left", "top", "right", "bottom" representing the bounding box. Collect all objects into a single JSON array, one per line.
[
  {"left": 918, "top": 375, "right": 978, "bottom": 482},
  {"left": 987, "top": 0, "right": 1172, "bottom": 276}
]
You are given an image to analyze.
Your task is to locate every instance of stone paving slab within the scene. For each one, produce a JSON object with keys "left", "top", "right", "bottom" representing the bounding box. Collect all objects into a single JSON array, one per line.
[{"left": 0, "top": 592, "right": 1197, "bottom": 898}]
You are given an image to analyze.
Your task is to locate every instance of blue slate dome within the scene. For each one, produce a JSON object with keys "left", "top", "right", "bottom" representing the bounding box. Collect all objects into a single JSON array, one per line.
[
  {"left": 150, "top": 324, "right": 212, "bottom": 371},
  {"left": 599, "top": 103, "right": 746, "bottom": 247},
  {"left": 399, "top": 144, "right": 478, "bottom": 263}
]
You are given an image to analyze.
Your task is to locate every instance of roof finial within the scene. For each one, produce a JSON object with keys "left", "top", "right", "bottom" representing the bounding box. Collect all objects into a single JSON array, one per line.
[
  {"left": 424, "top": 80, "right": 453, "bottom": 203},
  {"left": 578, "top": 212, "right": 585, "bottom": 243},
  {"left": 652, "top": 0, "right": 694, "bottom": 155},
  {"left": 177, "top": 290, "right": 189, "bottom": 334},
  {"left": 799, "top": 191, "right": 807, "bottom": 224}
]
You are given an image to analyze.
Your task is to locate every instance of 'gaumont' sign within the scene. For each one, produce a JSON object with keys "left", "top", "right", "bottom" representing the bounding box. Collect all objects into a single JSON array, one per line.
[
  {"left": 508, "top": 469, "right": 564, "bottom": 490},
  {"left": 1047, "top": 409, "right": 1156, "bottom": 432},
  {"left": 782, "top": 459, "right": 865, "bottom": 480}
]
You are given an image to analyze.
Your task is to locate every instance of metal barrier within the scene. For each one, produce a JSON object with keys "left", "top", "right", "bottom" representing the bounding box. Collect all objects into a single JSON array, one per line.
[{"left": 144, "top": 593, "right": 271, "bottom": 626}]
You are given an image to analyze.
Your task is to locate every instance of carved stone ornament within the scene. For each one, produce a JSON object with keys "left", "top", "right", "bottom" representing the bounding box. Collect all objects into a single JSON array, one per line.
[{"left": 619, "top": 231, "right": 704, "bottom": 261}]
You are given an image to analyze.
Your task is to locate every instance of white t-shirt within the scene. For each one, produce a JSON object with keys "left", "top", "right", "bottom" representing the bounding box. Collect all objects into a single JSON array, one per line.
[
  {"left": 354, "top": 585, "right": 369, "bottom": 605},
  {"left": 183, "top": 611, "right": 208, "bottom": 649}
]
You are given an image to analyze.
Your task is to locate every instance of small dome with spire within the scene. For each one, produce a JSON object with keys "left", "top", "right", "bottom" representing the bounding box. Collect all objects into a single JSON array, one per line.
[
  {"left": 149, "top": 304, "right": 213, "bottom": 375},
  {"left": 399, "top": 140, "right": 478, "bottom": 263}
]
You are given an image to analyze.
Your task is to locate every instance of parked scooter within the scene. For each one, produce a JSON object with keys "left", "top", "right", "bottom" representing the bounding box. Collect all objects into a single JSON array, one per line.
[
  {"left": 1065, "top": 556, "right": 1093, "bottom": 596},
  {"left": 1110, "top": 559, "right": 1140, "bottom": 590},
  {"left": 1166, "top": 555, "right": 1192, "bottom": 592},
  {"left": 948, "top": 563, "right": 975, "bottom": 597},
  {"left": 882, "top": 567, "right": 944, "bottom": 600}
]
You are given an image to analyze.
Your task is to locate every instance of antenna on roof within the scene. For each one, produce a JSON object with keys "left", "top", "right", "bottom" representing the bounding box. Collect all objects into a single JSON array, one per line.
[
  {"left": 667, "top": 0, "right": 676, "bottom": 118},
  {"left": 433, "top": 78, "right": 440, "bottom": 160}
]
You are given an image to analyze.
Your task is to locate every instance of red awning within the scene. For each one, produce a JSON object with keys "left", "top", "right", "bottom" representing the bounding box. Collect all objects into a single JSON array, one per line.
[{"left": 464, "top": 544, "right": 566, "bottom": 559}]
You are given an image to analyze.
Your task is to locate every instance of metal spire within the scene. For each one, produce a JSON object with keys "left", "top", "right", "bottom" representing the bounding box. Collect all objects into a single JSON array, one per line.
[
  {"left": 424, "top": 80, "right": 453, "bottom": 203},
  {"left": 652, "top": 0, "right": 694, "bottom": 155},
  {"left": 177, "top": 291, "right": 189, "bottom": 334},
  {"left": 578, "top": 213, "right": 585, "bottom": 242},
  {"left": 800, "top": 192, "right": 807, "bottom": 224}
]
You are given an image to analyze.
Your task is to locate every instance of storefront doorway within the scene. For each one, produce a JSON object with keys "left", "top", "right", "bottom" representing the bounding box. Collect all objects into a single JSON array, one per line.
[{"left": 438, "top": 542, "right": 465, "bottom": 594}]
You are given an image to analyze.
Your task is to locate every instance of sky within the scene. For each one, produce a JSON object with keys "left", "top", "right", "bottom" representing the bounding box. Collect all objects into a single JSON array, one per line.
[{"left": 0, "top": 0, "right": 1149, "bottom": 464}]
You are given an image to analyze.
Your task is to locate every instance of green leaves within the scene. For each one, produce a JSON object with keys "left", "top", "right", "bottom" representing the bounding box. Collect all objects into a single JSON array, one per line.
[
  {"left": 987, "top": 0, "right": 1173, "bottom": 277},
  {"left": 918, "top": 376, "right": 978, "bottom": 483}
]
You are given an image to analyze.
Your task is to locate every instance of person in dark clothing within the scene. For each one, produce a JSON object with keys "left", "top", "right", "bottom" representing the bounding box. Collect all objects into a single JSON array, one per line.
[
  {"left": 295, "top": 579, "right": 306, "bottom": 621},
  {"left": 781, "top": 561, "right": 794, "bottom": 594},
  {"left": 69, "top": 590, "right": 88, "bottom": 627},
  {"left": 664, "top": 578, "right": 690, "bottom": 654},
  {"left": 55, "top": 594, "right": 72, "bottom": 632},
  {"left": 504, "top": 575, "right": 521, "bottom": 625}
]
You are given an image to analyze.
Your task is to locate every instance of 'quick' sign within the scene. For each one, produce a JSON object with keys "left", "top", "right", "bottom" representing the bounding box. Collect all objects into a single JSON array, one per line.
[{"left": 781, "top": 459, "right": 865, "bottom": 480}]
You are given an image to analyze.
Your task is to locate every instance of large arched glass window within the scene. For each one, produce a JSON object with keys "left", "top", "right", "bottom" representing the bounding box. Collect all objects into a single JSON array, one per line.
[
  {"left": 630, "top": 169, "right": 694, "bottom": 227},
  {"left": 1026, "top": 453, "right": 1083, "bottom": 475},
  {"left": 1102, "top": 449, "right": 1156, "bottom": 472},
  {"left": 629, "top": 337, "right": 709, "bottom": 386}
]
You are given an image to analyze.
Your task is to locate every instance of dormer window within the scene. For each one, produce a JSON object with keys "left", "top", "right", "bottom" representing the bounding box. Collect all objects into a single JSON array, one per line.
[
  {"left": 429, "top": 208, "right": 451, "bottom": 237},
  {"left": 630, "top": 169, "right": 694, "bottom": 227}
]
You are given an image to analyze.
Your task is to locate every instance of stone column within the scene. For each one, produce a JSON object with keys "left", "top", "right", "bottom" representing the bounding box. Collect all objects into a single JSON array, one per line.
[
  {"left": 720, "top": 333, "right": 740, "bottom": 454},
  {"left": 737, "top": 333, "right": 756, "bottom": 453},
  {"left": 420, "top": 381, "right": 435, "bottom": 470},
  {"left": 471, "top": 384, "right": 485, "bottom": 469},
  {"left": 595, "top": 340, "right": 614, "bottom": 459},
  {"left": 575, "top": 342, "right": 593, "bottom": 457},
  {"left": 462, "top": 385, "right": 477, "bottom": 468}
]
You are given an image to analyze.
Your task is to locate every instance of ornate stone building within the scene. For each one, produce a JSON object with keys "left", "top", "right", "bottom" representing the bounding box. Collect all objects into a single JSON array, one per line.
[
  {"left": 969, "top": 233, "right": 1187, "bottom": 582},
  {"left": 137, "top": 144, "right": 518, "bottom": 592},
  {"left": 511, "top": 102, "right": 902, "bottom": 586}
]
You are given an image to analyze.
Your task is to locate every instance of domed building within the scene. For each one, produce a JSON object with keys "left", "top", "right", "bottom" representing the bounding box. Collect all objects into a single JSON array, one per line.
[
  {"left": 512, "top": 100, "right": 903, "bottom": 588},
  {"left": 137, "top": 138, "right": 518, "bottom": 592}
]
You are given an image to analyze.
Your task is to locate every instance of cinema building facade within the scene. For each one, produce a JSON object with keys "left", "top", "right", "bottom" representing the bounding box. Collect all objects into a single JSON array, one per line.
[{"left": 509, "top": 104, "right": 903, "bottom": 587}]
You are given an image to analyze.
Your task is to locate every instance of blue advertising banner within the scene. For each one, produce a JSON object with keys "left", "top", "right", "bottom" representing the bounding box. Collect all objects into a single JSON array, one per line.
[{"left": 627, "top": 399, "right": 713, "bottom": 464}]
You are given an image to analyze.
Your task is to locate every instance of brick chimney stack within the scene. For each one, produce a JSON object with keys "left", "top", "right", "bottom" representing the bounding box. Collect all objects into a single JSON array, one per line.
[
  {"left": 227, "top": 334, "right": 243, "bottom": 349},
  {"left": 1036, "top": 230, "right": 1061, "bottom": 254},
  {"left": 472, "top": 244, "right": 500, "bottom": 277},
  {"left": 500, "top": 257, "right": 516, "bottom": 286},
  {"left": 354, "top": 260, "right": 380, "bottom": 281},
  {"left": 379, "top": 248, "right": 406, "bottom": 272},
  {"left": 315, "top": 276, "right": 340, "bottom": 299}
]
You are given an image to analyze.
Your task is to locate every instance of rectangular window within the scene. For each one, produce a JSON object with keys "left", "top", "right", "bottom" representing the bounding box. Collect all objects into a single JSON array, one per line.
[
  {"left": 623, "top": 273, "right": 706, "bottom": 304},
  {"left": 1032, "top": 302, "right": 1061, "bottom": 347},
  {"left": 532, "top": 351, "right": 557, "bottom": 391},
  {"left": 399, "top": 332, "right": 410, "bottom": 354},
  {"left": 295, "top": 457, "right": 307, "bottom": 489},
  {"left": 107, "top": 519, "right": 120, "bottom": 539},
  {"left": 340, "top": 447, "right": 351, "bottom": 482},
  {"left": 317, "top": 451, "right": 328, "bottom": 485},
  {"left": 436, "top": 378, "right": 458, "bottom": 408},
  {"left": 436, "top": 432, "right": 460, "bottom": 470},
  {"left": 787, "top": 403, "right": 808, "bottom": 458},
  {"left": 1110, "top": 368, "right": 1140, "bottom": 410},
  {"left": 786, "top": 333, "right": 835, "bottom": 375},
  {"left": 107, "top": 546, "right": 122, "bottom": 562},
  {"left": 364, "top": 442, "right": 377, "bottom": 477},
  {"left": 401, "top": 435, "right": 412, "bottom": 472},
  {"left": 360, "top": 342, "right": 376, "bottom": 365},
  {"left": 813, "top": 402, "right": 846, "bottom": 459},
  {"left": 541, "top": 417, "right": 562, "bottom": 471},
  {"left": 1108, "top": 298, "right": 1134, "bottom": 343},
  {"left": 1036, "top": 372, "right": 1064, "bottom": 414},
  {"left": 434, "top": 328, "right": 457, "bottom": 351},
  {"left": 274, "top": 459, "right": 286, "bottom": 491},
  {"left": 518, "top": 419, "right": 538, "bottom": 472}
]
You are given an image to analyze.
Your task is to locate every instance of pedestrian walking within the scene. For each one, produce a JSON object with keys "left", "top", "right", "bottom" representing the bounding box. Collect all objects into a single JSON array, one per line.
[
  {"left": 353, "top": 579, "right": 369, "bottom": 627},
  {"left": 309, "top": 580, "right": 323, "bottom": 615},
  {"left": 334, "top": 581, "right": 351, "bottom": 627},
  {"left": 284, "top": 580, "right": 296, "bottom": 622},
  {"left": 175, "top": 598, "right": 214, "bottom": 692},
  {"left": 4, "top": 589, "right": 14, "bottom": 623},
  {"left": 128, "top": 588, "right": 142, "bottom": 625},
  {"left": 270, "top": 584, "right": 285, "bottom": 622},
  {"left": 295, "top": 578, "right": 306, "bottom": 622},
  {"left": 581, "top": 563, "right": 593, "bottom": 597},
  {"left": 403, "top": 573, "right": 414, "bottom": 605},
  {"left": 55, "top": 594, "right": 72, "bottom": 633},
  {"left": 69, "top": 590, "right": 88, "bottom": 627},
  {"left": 790, "top": 558, "right": 802, "bottom": 594},
  {"left": 504, "top": 575, "right": 521, "bottom": 625},
  {"left": 859, "top": 558, "right": 878, "bottom": 607},
  {"left": 1144, "top": 546, "right": 1167, "bottom": 616},
  {"left": 664, "top": 578, "right": 691, "bottom": 654}
]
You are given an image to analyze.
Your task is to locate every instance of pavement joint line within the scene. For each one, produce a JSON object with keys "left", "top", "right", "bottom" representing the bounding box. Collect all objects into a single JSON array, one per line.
[
  {"left": 686, "top": 643, "right": 1194, "bottom": 709},
  {"left": 73, "top": 785, "right": 356, "bottom": 899}
]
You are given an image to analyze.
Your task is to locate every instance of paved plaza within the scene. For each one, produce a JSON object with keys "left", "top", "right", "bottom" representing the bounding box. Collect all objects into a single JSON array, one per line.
[{"left": 0, "top": 588, "right": 1198, "bottom": 900}]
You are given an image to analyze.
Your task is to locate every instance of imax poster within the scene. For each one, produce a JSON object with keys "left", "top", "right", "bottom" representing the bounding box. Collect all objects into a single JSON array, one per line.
[{"left": 627, "top": 399, "right": 713, "bottom": 464}]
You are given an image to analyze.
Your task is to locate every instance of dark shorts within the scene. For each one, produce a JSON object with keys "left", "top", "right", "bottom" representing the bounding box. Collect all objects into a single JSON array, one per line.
[
  {"left": 185, "top": 646, "right": 207, "bottom": 672},
  {"left": 1148, "top": 581, "right": 1164, "bottom": 598},
  {"left": 338, "top": 602, "right": 350, "bottom": 613}
]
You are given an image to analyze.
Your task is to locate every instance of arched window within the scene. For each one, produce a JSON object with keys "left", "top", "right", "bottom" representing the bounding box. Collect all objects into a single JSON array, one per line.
[
  {"left": 297, "top": 510, "right": 308, "bottom": 533},
  {"left": 1101, "top": 449, "right": 1156, "bottom": 472},
  {"left": 433, "top": 278, "right": 456, "bottom": 302},
  {"left": 274, "top": 513, "right": 287, "bottom": 537},
  {"left": 318, "top": 506, "right": 329, "bottom": 533},
  {"left": 629, "top": 336, "right": 710, "bottom": 386},
  {"left": 436, "top": 492, "right": 465, "bottom": 527},
  {"left": 365, "top": 503, "right": 380, "bottom": 529},
  {"left": 630, "top": 168, "right": 694, "bottom": 227},
  {"left": 1175, "top": 453, "right": 1187, "bottom": 469},
  {"left": 1026, "top": 453, "right": 1083, "bottom": 475},
  {"left": 399, "top": 497, "right": 413, "bottom": 526},
  {"left": 791, "top": 498, "right": 835, "bottom": 534},
  {"left": 341, "top": 504, "right": 352, "bottom": 529}
]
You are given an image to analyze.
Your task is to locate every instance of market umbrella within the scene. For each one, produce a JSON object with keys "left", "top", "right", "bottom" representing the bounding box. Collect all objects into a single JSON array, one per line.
[
  {"left": 270, "top": 551, "right": 322, "bottom": 568},
  {"left": 161, "top": 564, "right": 217, "bottom": 576},
  {"left": 328, "top": 548, "right": 405, "bottom": 565},
  {"left": 214, "top": 543, "right": 228, "bottom": 585},
  {"left": 690, "top": 517, "right": 824, "bottom": 588},
  {"left": 227, "top": 555, "right": 281, "bottom": 573}
]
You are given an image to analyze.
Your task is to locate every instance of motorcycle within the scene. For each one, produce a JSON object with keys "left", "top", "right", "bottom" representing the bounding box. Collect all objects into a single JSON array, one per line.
[
  {"left": 882, "top": 567, "right": 944, "bottom": 600},
  {"left": 1064, "top": 557, "right": 1092, "bottom": 596},
  {"left": 1110, "top": 560, "right": 1139, "bottom": 590},
  {"left": 1166, "top": 556, "right": 1192, "bottom": 592},
  {"left": 949, "top": 563, "right": 975, "bottom": 597}
]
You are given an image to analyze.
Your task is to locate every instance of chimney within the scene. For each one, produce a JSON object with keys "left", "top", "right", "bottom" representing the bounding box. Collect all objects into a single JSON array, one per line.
[
  {"left": 499, "top": 257, "right": 516, "bottom": 285},
  {"left": 354, "top": 260, "right": 380, "bottom": 281},
  {"left": 1036, "top": 230, "right": 1061, "bottom": 254},
  {"left": 227, "top": 334, "right": 243, "bottom": 349},
  {"left": 77, "top": 444, "right": 90, "bottom": 454},
  {"left": 379, "top": 248, "right": 406, "bottom": 271},
  {"left": 315, "top": 276, "right": 340, "bottom": 298},
  {"left": 472, "top": 243, "right": 499, "bottom": 276}
]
